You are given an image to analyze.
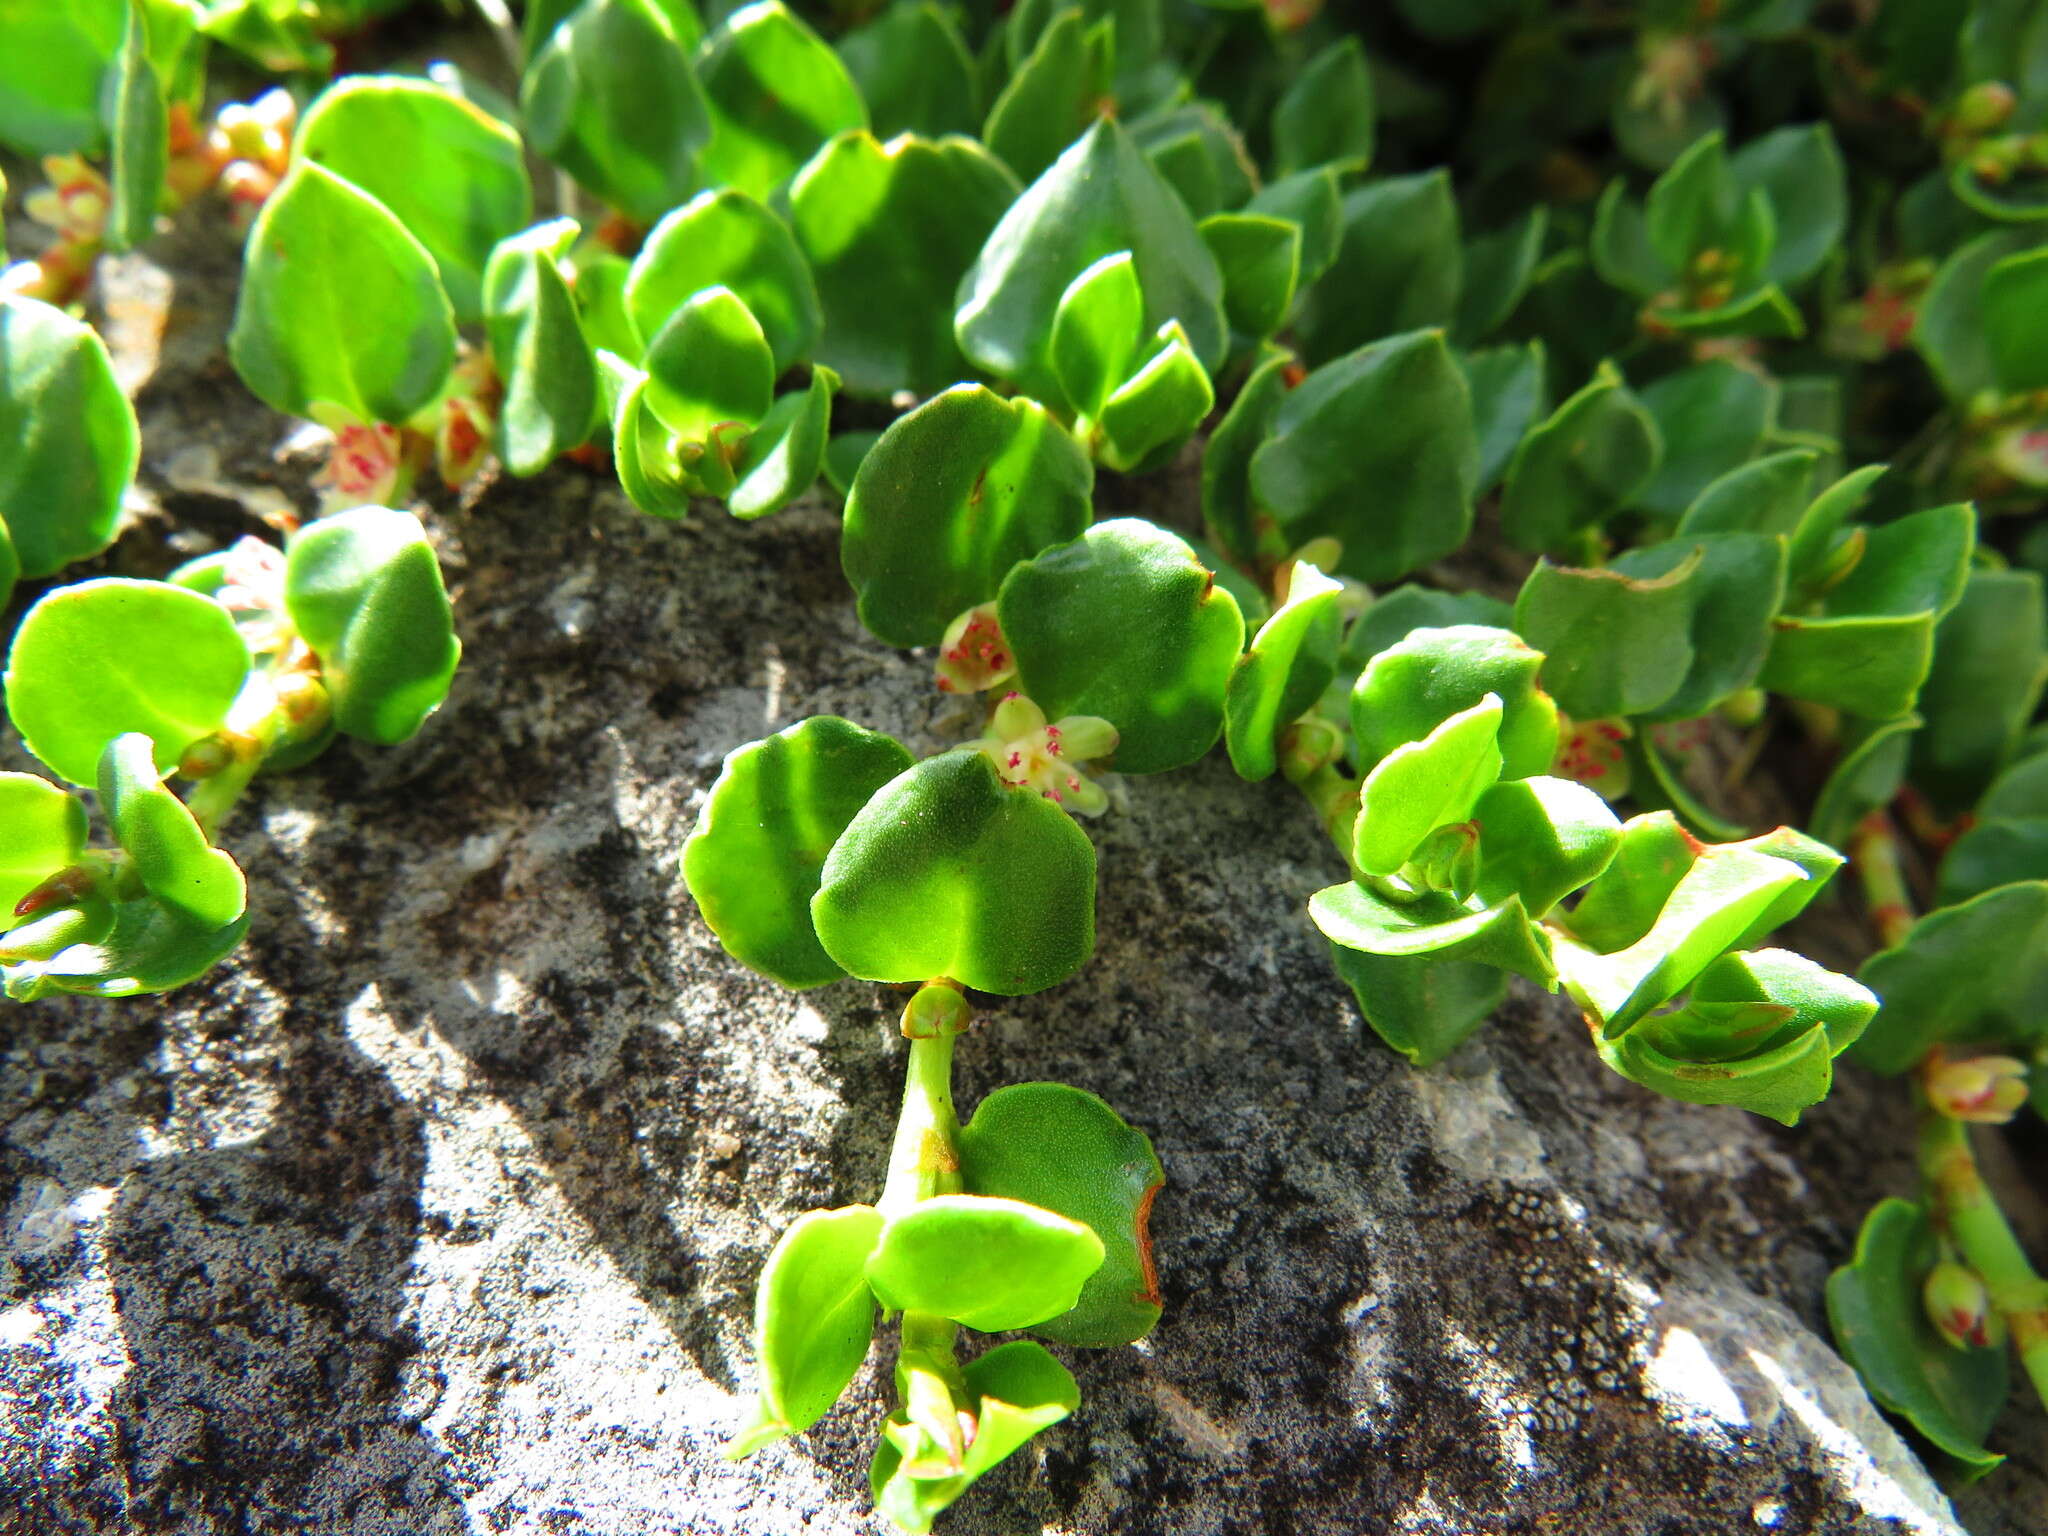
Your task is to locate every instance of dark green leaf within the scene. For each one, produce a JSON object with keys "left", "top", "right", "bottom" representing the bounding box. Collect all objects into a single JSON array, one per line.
[
  {"left": 484, "top": 219, "right": 599, "bottom": 476},
  {"left": 1270, "top": 36, "right": 1372, "bottom": 176},
  {"left": 837, "top": 1, "right": 978, "bottom": 140},
  {"left": 1351, "top": 623, "right": 1557, "bottom": 780},
  {"left": 1327, "top": 942, "right": 1508, "bottom": 1067},
  {"left": 1635, "top": 360, "right": 1776, "bottom": 519},
  {"left": 1908, "top": 569, "right": 2048, "bottom": 815},
  {"left": 1459, "top": 340, "right": 1547, "bottom": 492},
  {"left": 1454, "top": 207, "right": 1546, "bottom": 344},
  {"left": 1513, "top": 554, "right": 1702, "bottom": 721},
  {"left": 1499, "top": 361, "right": 1661, "bottom": 552},
  {"left": 696, "top": 0, "right": 867, "bottom": 200},
  {"left": 1293, "top": 172, "right": 1461, "bottom": 365},
  {"left": 982, "top": 8, "right": 1113, "bottom": 185}
]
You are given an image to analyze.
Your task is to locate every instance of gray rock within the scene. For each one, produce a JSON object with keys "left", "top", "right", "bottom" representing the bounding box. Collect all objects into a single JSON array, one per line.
[{"left": 2, "top": 191, "right": 2042, "bottom": 1536}]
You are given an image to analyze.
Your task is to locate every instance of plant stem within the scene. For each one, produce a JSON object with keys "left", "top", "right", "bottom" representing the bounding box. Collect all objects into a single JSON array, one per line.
[
  {"left": 1850, "top": 810, "right": 1917, "bottom": 950},
  {"left": 1918, "top": 1105, "right": 2048, "bottom": 1409},
  {"left": 1293, "top": 763, "right": 1361, "bottom": 871},
  {"left": 878, "top": 1027, "right": 963, "bottom": 1219}
]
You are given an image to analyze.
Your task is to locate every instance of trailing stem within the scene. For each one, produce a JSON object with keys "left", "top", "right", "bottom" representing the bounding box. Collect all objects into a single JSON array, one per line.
[{"left": 1851, "top": 810, "right": 1917, "bottom": 950}]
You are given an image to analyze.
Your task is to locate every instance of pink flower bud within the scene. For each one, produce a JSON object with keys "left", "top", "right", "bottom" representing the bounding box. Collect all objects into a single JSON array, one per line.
[
  {"left": 934, "top": 603, "right": 1014, "bottom": 694},
  {"left": 1922, "top": 1261, "right": 2003, "bottom": 1350},
  {"left": 1923, "top": 1055, "right": 2030, "bottom": 1124}
]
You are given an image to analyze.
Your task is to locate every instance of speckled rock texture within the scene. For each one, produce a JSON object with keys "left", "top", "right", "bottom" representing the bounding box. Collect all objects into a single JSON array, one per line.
[{"left": 2, "top": 144, "right": 2044, "bottom": 1536}]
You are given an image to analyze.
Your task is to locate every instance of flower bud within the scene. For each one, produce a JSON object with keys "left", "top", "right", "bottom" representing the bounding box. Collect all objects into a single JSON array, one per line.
[
  {"left": 178, "top": 734, "right": 236, "bottom": 780},
  {"left": 1953, "top": 81, "right": 2017, "bottom": 136},
  {"left": 1922, "top": 1261, "right": 2004, "bottom": 1350},
  {"left": 1924, "top": 1054, "right": 2030, "bottom": 1124},
  {"left": 901, "top": 980, "right": 971, "bottom": 1040},
  {"left": 933, "top": 603, "right": 1014, "bottom": 694},
  {"left": 1277, "top": 716, "right": 1344, "bottom": 784}
]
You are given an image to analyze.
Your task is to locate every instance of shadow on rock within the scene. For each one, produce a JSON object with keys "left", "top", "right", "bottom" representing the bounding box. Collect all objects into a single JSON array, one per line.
[{"left": 104, "top": 1013, "right": 471, "bottom": 1535}]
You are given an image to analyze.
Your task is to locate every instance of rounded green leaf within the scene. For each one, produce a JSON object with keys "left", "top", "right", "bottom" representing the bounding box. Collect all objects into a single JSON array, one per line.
[
  {"left": 1908, "top": 568, "right": 2048, "bottom": 815},
  {"left": 1730, "top": 124, "right": 1845, "bottom": 289},
  {"left": 1460, "top": 340, "right": 1548, "bottom": 492},
  {"left": 696, "top": 0, "right": 867, "bottom": 200},
  {"left": 982, "top": 8, "right": 1114, "bottom": 186},
  {"left": 1827, "top": 1200, "right": 2007, "bottom": 1471},
  {"left": 956, "top": 116, "right": 1228, "bottom": 408},
  {"left": 1200, "top": 212, "right": 1302, "bottom": 343},
  {"left": 627, "top": 188, "right": 821, "bottom": 374},
  {"left": 0, "top": 773, "right": 88, "bottom": 914},
  {"left": 731, "top": 1204, "right": 885, "bottom": 1457},
  {"left": 229, "top": 161, "right": 458, "bottom": 423},
  {"left": 957, "top": 1083, "right": 1163, "bottom": 1347},
  {"left": 6, "top": 578, "right": 250, "bottom": 786},
  {"left": 1617, "top": 532, "right": 1786, "bottom": 722},
  {"left": 1635, "top": 360, "right": 1776, "bottom": 520},
  {"left": 1351, "top": 624, "right": 1558, "bottom": 780},
  {"left": 1095, "top": 324, "right": 1215, "bottom": 473},
  {"left": 1001, "top": 518, "right": 1243, "bottom": 774},
  {"left": 484, "top": 219, "right": 600, "bottom": 477},
  {"left": 1, "top": 894, "right": 250, "bottom": 1002},
  {"left": 1513, "top": 553, "right": 1703, "bottom": 722},
  {"left": 520, "top": 0, "right": 708, "bottom": 224},
  {"left": 836, "top": 1, "right": 978, "bottom": 140},
  {"left": 294, "top": 76, "right": 533, "bottom": 322},
  {"left": 283, "top": 508, "right": 460, "bottom": 745},
  {"left": 1199, "top": 345, "right": 1291, "bottom": 569},
  {"left": 98, "top": 733, "right": 245, "bottom": 931},
  {"left": 811, "top": 751, "right": 1095, "bottom": 995},
  {"left": 1454, "top": 207, "right": 1546, "bottom": 345},
  {"left": 1499, "top": 362, "right": 1662, "bottom": 553},
  {"left": 1677, "top": 449, "right": 1817, "bottom": 537},
  {"left": 1471, "top": 775, "right": 1622, "bottom": 918},
  {"left": 683, "top": 716, "right": 914, "bottom": 989},
  {"left": 864, "top": 1194, "right": 1104, "bottom": 1333},
  {"left": 1856, "top": 881, "right": 2048, "bottom": 1075},
  {"left": 1913, "top": 229, "right": 2032, "bottom": 403},
  {"left": 1224, "top": 561, "right": 1344, "bottom": 782},
  {"left": 1981, "top": 245, "right": 2048, "bottom": 394},
  {"left": 642, "top": 286, "right": 776, "bottom": 443},
  {"left": 842, "top": 386, "right": 1093, "bottom": 649},
  {"left": 1328, "top": 943, "right": 1508, "bottom": 1069},
  {"left": 1293, "top": 173, "right": 1460, "bottom": 365},
  {"left": 1270, "top": 35, "right": 1373, "bottom": 177},
  {"left": 1309, "top": 882, "right": 1555, "bottom": 987},
  {"left": 1051, "top": 252, "right": 1144, "bottom": 423},
  {"left": 1355, "top": 696, "right": 1503, "bottom": 878},
  {"left": 0, "top": 295, "right": 139, "bottom": 578},
  {"left": 788, "top": 130, "right": 1020, "bottom": 399},
  {"left": 730, "top": 365, "right": 838, "bottom": 520},
  {"left": 0, "top": 0, "right": 121, "bottom": 154}
]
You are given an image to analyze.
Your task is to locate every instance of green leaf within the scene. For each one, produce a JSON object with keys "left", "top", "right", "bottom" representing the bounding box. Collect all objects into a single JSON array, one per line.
[
  {"left": 574, "top": 255, "right": 643, "bottom": 362},
  {"left": 0, "top": 0, "right": 122, "bottom": 155},
  {"left": 1559, "top": 811, "right": 1698, "bottom": 952},
  {"left": 811, "top": 751, "right": 1096, "bottom": 995},
  {"left": 1589, "top": 179, "right": 1674, "bottom": 299},
  {"left": 1133, "top": 103, "right": 1255, "bottom": 223},
  {"left": 837, "top": 1, "right": 978, "bottom": 140},
  {"left": 1939, "top": 816, "right": 2048, "bottom": 907},
  {"left": 1050, "top": 252, "right": 1144, "bottom": 422},
  {"left": 1355, "top": 695, "right": 1503, "bottom": 878},
  {"left": 626, "top": 187, "right": 821, "bottom": 375},
  {"left": 1757, "top": 613, "right": 1936, "bottom": 721},
  {"left": 1729, "top": 124, "right": 1845, "bottom": 288},
  {"left": 1643, "top": 131, "right": 1765, "bottom": 279},
  {"left": 1810, "top": 714, "right": 1920, "bottom": 852},
  {"left": 730, "top": 365, "right": 837, "bottom": 520},
  {"left": 956, "top": 116, "right": 1228, "bottom": 408},
  {"left": 1785, "top": 464, "right": 1886, "bottom": 587},
  {"left": 683, "top": 717, "right": 913, "bottom": 989},
  {"left": 1857, "top": 881, "right": 2048, "bottom": 1073},
  {"left": 1634, "top": 360, "right": 1776, "bottom": 520},
  {"left": 842, "top": 386, "right": 1093, "bottom": 648},
  {"left": 1293, "top": 172, "right": 1461, "bottom": 366},
  {"left": 1200, "top": 212, "right": 1301, "bottom": 343},
  {"left": 1454, "top": 207, "right": 1546, "bottom": 345},
  {"left": 295, "top": 77, "right": 532, "bottom": 323},
  {"left": 101, "top": 0, "right": 170, "bottom": 253},
  {"left": 1513, "top": 554, "right": 1702, "bottom": 721},
  {"left": 1249, "top": 328, "right": 1479, "bottom": 585},
  {"left": 1270, "top": 35, "right": 1372, "bottom": 176},
  {"left": 1246, "top": 168, "right": 1343, "bottom": 289},
  {"left": 283, "top": 508, "right": 461, "bottom": 745},
  {"left": 229, "top": 162, "right": 457, "bottom": 424},
  {"left": 1498, "top": 361, "right": 1662, "bottom": 553},
  {"left": 824, "top": 429, "right": 880, "bottom": 498},
  {"left": 484, "top": 219, "right": 599, "bottom": 477},
  {"left": 1309, "top": 881, "right": 1555, "bottom": 987},
  {"left": 1460, "top": 340, "right": 1547, "bottom": 492},
  {"left": 1327, "top": 943, "right": 1508, "bottom": 1068},
  {"left": 1614, "top": 533, "right": 1786, "bottom": 722},
  {"left": 1913, "top": 229, "right": 2031, "bottom": 402},
  {"left": 606, "top": 360, "right": 695, "bottom": 519},
  {"left": 730, "top": 1205, "right": 884, "bottom": 1457},
  {"left": 1094, "top": 323, "right": 1215, "bottom": 472},
  {"left": 1351, "top": 624, "right": 1557, "bottom": 780},
  {"left": 1827, "top": 1201, "right": 2007, "bottom": 1471},
  {"left": 1676, "top": 449, "right": 1815, "bottom": 536},
  {"left": 5, "top": 578, "right": 249, "bottom": 786},
  {"left": 871, "top": 1341, "right": 1078, "bottom": 1536},
  {"left": 1908, "top": 569, "right": 2048, "bottom": 815},
  {"left": 1199, "top": 346, "right": 1291, "bottom": 569},
  {"left": 982, "top": 8, "right": 1114, "bottom": 186},
  {"left": 520, "top": 0, "right": 708, "bottom": 225},
  {"left": 1472, "top": 775, "right": 1622, "bottom": 918},
  {"left": 1555, "top": 841, "right": 1810, "bottom": 1033},
  {"left": 696, "top": 0, "right": 867, "bottom": 201},
  {"left": 1826, "top": 503, "right": 1974, "bottom": 622},
  {"left": 789, "top": 131, "right": 1019, "bottom": 398},
  {"left": 958, "top": 1083, "right": 1164, "bottom": 1347},
  {"left": 865, "top": 1194, "right": 1104, "bottom": 1332},
  {"left": 642, "top": 286, "right": 777, "bottom": 443},
  {"left": 1224, "top": 561, "right": 1344, "bottom": 781},
  {"left": 0, "top": 295, "right": 138, "bottom": 578},
  {"left": 1001, "top": 518, "right": 1243, "bottom": 774},
  {"left": 98, "top": 732, "right": 245, "bottom": 930},
  {"left": 0, "top": 774, "right": 88, "bottom": 914},
  {"left": 1981, "top": 245, "right": 2048, "bottom": 393},
  {"left": 1, "top": 893, "right": 249, "bottom": 1001}
]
